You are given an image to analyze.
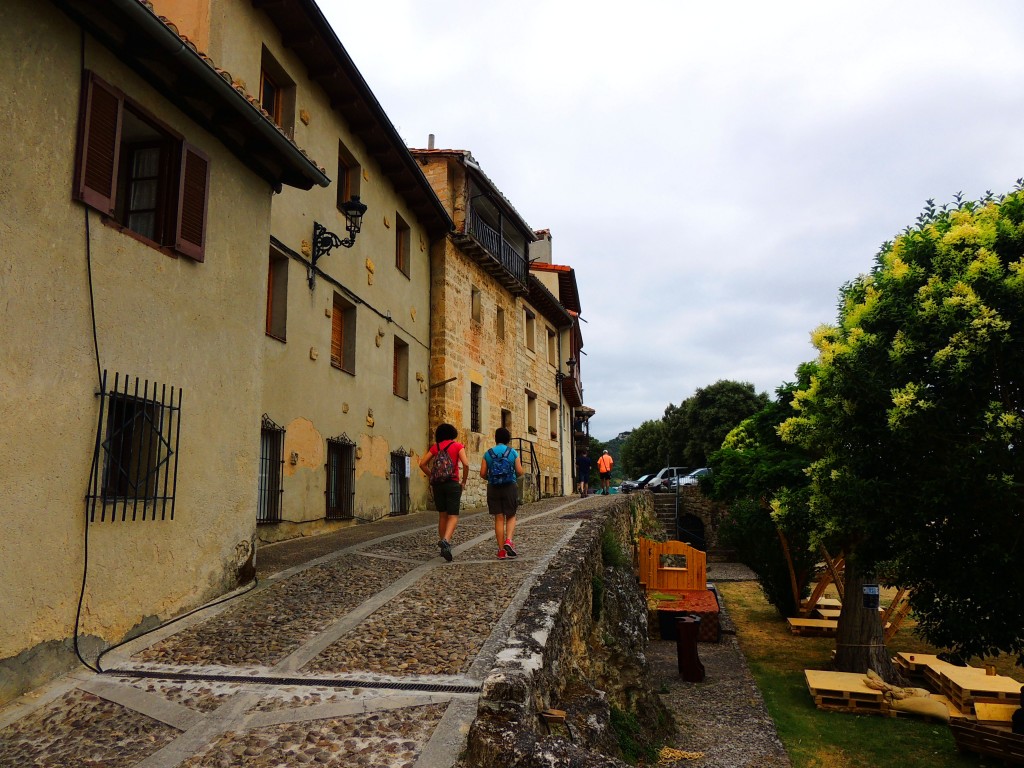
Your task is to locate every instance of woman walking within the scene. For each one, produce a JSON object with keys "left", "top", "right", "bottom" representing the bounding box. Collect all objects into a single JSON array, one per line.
[
  {"left": 480, "top": 427, "right": 524, "bottom": 560},
  {"left": 418, "top": 423, "right": 470, "bottom": 561}
]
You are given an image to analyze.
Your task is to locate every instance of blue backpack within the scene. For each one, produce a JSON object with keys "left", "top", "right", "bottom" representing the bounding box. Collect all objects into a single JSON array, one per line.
[{"left": 486, "top": 446, "right": 516, "bottom": 485}]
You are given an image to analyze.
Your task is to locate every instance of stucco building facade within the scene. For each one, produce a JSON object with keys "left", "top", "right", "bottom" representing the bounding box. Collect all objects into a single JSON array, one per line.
[{"left": 0, "top": 0, "right": 329, "bottom": 705}]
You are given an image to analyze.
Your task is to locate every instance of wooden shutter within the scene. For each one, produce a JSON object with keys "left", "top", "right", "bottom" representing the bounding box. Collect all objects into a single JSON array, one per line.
[
  {"left": 331, "top": 298, "right": 344, "bottom": 367},
  {"left": 75, "top": 73, "right": 123, "bottom": 214},
  {"left": 175, "top": 143, "right": 209, "bottom": 261}
]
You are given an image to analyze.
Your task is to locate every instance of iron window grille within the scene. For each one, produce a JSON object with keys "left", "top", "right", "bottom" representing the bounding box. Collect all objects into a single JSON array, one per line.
[
  {"left": 258, "top": 414, "right": 285, "bottom": 523},
  {"left": 326, "top": 434, "right": 356, "bottom": 520},
  {"left": 471, "top": 383, "right": 481, "bottom": 433},
  {"left": 388, "top": 448, "right": 411, "bottom": 516},
  {"left": 87, "top": 371, "right": 182, "bottom": 523}
]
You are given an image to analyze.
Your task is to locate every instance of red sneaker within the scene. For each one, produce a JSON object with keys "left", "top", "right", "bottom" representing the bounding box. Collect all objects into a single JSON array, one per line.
[
  {"left": 497, "top": 549, "right": 507, "bottom": 560},
  {"left": 504, "top": 539, "right": 518, "bottom": 558}
]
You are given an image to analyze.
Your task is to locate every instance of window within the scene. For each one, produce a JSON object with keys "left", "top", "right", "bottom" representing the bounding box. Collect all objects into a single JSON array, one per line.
[
  {"left": 89, "top": 372, "right": 181, "bottom": 522},
  {"left": 266, "top": 248, "right": 288, "bottom": 341},
  {"left": 326, "top": 436, "right": 355, "bottom": 520},
  {"left": 336, "top": 140, "right": 361, "bottom": 210},
  {"left": 471, "top": 383, "right": 482, "bottom": 433},
  {"left": 527, "top": 391, "right": 537, "bottom": 435},
  {"left": 549, "top": 403, "right": 558, "bottom": 440},
  {"left": 258, "top": 414, "right": 284, "bottom": 523},
  {"left": 395, "top": 213, "right": 410, "bottom": 277},
  {"left": 471, "top": 287, "right": 482, "bottom": 323},
  {"left": 393, "top": 337, "right": 409, "bottom": 398},
  {"left": 501, "top": 408, "right": 512, "bottom": 431},
  {"left": 75, "top": 72, "right": 209, "bottom": 261},
  {"left": 547, "top": 329, "right": 556, "bottom": 365},
  {"left": 524, "top": 309, "right": 536, "bottom": 352},
  {"left": 259, "top": 47, "right": 295, "bottom": 136},
  {"left": 496, "top": 307, "right": 505, "bottom": 340},
  {"left": 331, "top": 293, "right": 357, "bottom": 373}
]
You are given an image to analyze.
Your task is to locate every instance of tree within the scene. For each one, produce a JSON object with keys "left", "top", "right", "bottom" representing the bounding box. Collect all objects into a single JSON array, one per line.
[
  {"left": 778, "top": 188, "right": 1024, "bottom": 675},
  {"left": 707, "top": 372, "right": 818, "bottom": 616},
  {"left": 682, "top": 380, "right": 769, "bottom": 467},
  {"left": 619, "top": 420, "right": 666, "bottom": 478}
]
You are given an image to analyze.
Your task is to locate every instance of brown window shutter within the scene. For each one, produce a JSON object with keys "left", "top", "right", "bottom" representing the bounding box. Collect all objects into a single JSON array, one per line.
[
  {"left": 393, "top": 344, "right": 399, "bottom": 394},
  {"left": 331, "top": 299, "right": 344, "bottom": 367},
  {"left": 75, "top": 73, "right": 123, "bottom": 214},
  {"left": 175, "top": 143, "right": 210, "bottom": 261}
]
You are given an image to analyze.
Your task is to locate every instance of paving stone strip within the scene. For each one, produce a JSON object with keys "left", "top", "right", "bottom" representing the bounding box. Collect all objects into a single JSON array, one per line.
[{"left": 0, "top": 498, "right": 590, "bottom": 768}]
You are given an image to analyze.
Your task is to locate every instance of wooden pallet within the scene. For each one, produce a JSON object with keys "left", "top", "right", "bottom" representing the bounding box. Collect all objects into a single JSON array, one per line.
[
  {"left": 950, "top": 721, "right": 1024, "bottom": 765},
  {"left": 788, "top": 618, "right": 837, "bottom": 637},
  {"left": 805, "top": 670, "right": 884, "bottom": 712},
  {"left": 974, "top": 702, "right": 1019, "bottom": 725},
  {"left": 941, "top": 665, "right": 1024, "bottom": 715}
]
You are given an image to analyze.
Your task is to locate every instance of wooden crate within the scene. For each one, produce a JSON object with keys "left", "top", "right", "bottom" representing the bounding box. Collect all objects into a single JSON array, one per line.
[
  {"left": 950, "top": 721, "right": 1024, "bottom": 765},
  {"left": 942, "top": 666, "right": 1023, "bottom": 715}
]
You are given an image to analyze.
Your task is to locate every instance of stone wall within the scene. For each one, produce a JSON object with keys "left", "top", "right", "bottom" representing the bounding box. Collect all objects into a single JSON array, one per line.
[{"left": 465, "top": 496, "right": 672, "bottom": 766}]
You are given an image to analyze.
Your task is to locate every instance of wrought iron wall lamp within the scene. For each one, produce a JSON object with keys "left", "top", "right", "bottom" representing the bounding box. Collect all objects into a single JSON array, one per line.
[
  {"left": 308, "top": 195, "right": 368, "bottom": 288},
  {"left": 554, "top": 357, "right": 577, "bottom": 386}
]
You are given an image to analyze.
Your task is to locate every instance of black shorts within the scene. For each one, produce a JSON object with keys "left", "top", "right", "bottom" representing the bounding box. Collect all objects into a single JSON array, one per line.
[
  {"left": 486, "top": 482, "right": 518, "bottom": 517},
  {"left": 600, "top": 471, "right": 611, "bottom": 480},
  {"left": 432, "top": 481, "right": 462, "bottom": 515}
]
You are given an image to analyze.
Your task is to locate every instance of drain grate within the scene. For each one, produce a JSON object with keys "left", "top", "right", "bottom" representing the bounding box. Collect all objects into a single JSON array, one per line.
[{"left": 106, "top": 668, "right": 481, "bottom": 694}]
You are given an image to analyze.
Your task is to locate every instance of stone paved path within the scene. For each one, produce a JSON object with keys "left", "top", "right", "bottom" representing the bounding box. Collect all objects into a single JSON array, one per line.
[{"left": 0, "top": 496, "right": 602, "bottom": 768}]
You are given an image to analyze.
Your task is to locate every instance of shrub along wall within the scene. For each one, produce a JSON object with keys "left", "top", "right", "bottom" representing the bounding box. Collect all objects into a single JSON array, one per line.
[{"left": 465, "top": 497, "right": 672, "bottom": 767}]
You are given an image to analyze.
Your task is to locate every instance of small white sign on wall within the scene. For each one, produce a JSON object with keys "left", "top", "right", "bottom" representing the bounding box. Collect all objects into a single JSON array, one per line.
[{"left": 405, "top": 456, "right": 412, "bottom": 478}]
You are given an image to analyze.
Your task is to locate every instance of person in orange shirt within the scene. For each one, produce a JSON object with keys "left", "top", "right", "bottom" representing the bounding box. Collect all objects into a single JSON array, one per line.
[{"left": 596, "top": 449, "right": 614, "bottom": 495}]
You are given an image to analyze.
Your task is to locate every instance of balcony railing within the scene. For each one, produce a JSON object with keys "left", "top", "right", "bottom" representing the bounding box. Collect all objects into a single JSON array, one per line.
[{"left": 468, "top": 207, "right": 528, "bottom": 286}]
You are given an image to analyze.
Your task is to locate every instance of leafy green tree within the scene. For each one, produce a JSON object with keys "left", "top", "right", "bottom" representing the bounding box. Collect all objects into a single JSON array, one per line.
[
  {"left": 619, "top": 420, "right": 666, "bottom": 479},
  {"left": 661, "top": 403, "right": 688, "bottom": 468},
  {"left": 779, "top": 188, "right": 1024, "bottom": 674},
  {"left": 708, "top": 373, "right": 817, "bottom": 616},
  {"left": 682, "top": 380, "right": 769, "bottom": 467}
]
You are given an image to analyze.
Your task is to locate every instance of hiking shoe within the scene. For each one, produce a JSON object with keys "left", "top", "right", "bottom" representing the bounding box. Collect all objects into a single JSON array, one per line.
[
  {"left": 504, "top": 539, "right": 518, "bottom": 558},
  {"left": 440, "top": 539, "right": 453, "bottom": 562},
  {"left": 497, "top": 549, "right": 507, "bottom": 560}
]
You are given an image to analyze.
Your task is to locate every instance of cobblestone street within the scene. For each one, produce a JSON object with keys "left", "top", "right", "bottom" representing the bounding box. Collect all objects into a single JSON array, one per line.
[{"left": 0, "top": 496, "right": 599, "bottom": 768}]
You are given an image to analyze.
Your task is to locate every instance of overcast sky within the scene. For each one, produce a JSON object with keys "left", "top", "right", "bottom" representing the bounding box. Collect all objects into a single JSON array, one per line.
[{"left": 322, "top": 1, "right": 1024, "bottom": 441}]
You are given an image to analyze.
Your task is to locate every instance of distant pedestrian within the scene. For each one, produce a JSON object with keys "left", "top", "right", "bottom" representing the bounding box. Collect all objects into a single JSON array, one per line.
[
  {"left": 575, "top": 449, "right": 592, "bottom": 497},
  {"left": 597, "top": 449, "right": 614, "bottom": 495},
  {"left": 418, "top": 423, "right": 470, "bottom": 562},
  {"left": 480, "top": 427, "right": 524, "bottom": 560}
]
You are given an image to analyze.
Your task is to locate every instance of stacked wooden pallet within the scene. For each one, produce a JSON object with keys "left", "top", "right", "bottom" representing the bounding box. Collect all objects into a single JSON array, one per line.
[
  {"left": 804, "top": 670, "right": 962, "bottom": 719},
  {"left": 895, "top": 653, "right": 1023, "bottom": 716},
  {"left": 950, "top": 721, "right": 1024, "bottom": 765}
]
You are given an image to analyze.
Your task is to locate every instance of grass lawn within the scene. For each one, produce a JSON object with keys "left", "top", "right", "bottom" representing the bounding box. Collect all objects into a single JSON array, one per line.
[{"left": 717, "top": 581, "right": 1022, "bottom": 768}]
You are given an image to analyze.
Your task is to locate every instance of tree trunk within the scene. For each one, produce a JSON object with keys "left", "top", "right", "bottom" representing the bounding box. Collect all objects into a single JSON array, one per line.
[
  {"left": 834, "top": 568, "right": 904, "bottom": 683},
  {"left": 776, "top": 527, "right": 801, "bottom": 616}
]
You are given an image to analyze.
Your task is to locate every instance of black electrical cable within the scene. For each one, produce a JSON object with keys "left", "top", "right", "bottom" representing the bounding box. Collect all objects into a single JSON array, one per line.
[{"left": 73, "top": 28, "right": 101, "bottom": 674}]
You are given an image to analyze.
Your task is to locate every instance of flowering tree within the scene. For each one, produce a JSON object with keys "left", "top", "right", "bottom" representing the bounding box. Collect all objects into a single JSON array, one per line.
[{"left": 778, "top": 187, "right": 1024, "bottom": 675}]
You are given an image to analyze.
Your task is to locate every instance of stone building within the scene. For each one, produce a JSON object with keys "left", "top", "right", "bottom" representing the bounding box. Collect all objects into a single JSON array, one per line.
[
  {"left": 410, "top": 150, "right": 591, "bottom": 505},
  {"left": 0, "top": 0, "right": 329, "bottom": 705},
  {"left": 150, "top": 0, "right": 453, "bottom": 540}
]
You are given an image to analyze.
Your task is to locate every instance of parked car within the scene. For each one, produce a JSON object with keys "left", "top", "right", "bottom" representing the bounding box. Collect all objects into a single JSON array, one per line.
[
  {"left": 678, "top": 467, "right": 711, "bottom": 487},
  {"left": 646, "top": 466, "right": 690, "bottom": 493},
  {"left": 620, "top": 473, "right": 656, "bottom": 494}
]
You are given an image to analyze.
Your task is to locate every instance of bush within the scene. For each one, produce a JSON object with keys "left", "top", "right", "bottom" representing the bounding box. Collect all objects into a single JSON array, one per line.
[
  {"left": 601, "top": 528, "right": 629, "bottom": 568},
  {"left": 719, "top": 498, "right": 811, "bottom": 616}
]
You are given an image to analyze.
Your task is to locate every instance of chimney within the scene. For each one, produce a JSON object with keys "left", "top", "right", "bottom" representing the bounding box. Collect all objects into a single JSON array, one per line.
[{"left": 428, "top": 133, "right": 435, "bottom": 150}]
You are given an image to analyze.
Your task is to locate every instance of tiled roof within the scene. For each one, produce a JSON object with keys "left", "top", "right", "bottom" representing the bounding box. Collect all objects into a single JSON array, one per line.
[{"left": 140, "top": 0, "right": 326, "bottom": 177}]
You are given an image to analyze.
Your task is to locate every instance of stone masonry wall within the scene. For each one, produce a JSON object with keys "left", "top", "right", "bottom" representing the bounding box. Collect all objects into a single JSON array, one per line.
[{"left": 464, "top": 497, "right": 671, "bottom": 766}]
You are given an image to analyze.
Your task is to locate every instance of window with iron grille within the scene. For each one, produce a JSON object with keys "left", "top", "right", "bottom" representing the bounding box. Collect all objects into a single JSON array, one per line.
[
  {"left": 471, "top": 383, "right": 482, "bottom": 433},
  {"left": 326, "top": 435, "right": 355, "bottom": 520},
  {"left": 258, "top": 414, "right": 284, "bottom": 523},
  {"left": 87, "top": 371, "right": 181, "bottom": 523}
]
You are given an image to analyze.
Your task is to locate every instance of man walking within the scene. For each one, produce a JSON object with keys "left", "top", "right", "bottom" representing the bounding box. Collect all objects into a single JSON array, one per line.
[
  {"left": 575, "top": 449, "right": 592, "bottom": 497},
  {"left": 597, "top": 449, "right": 614, "bottom": 495}
]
